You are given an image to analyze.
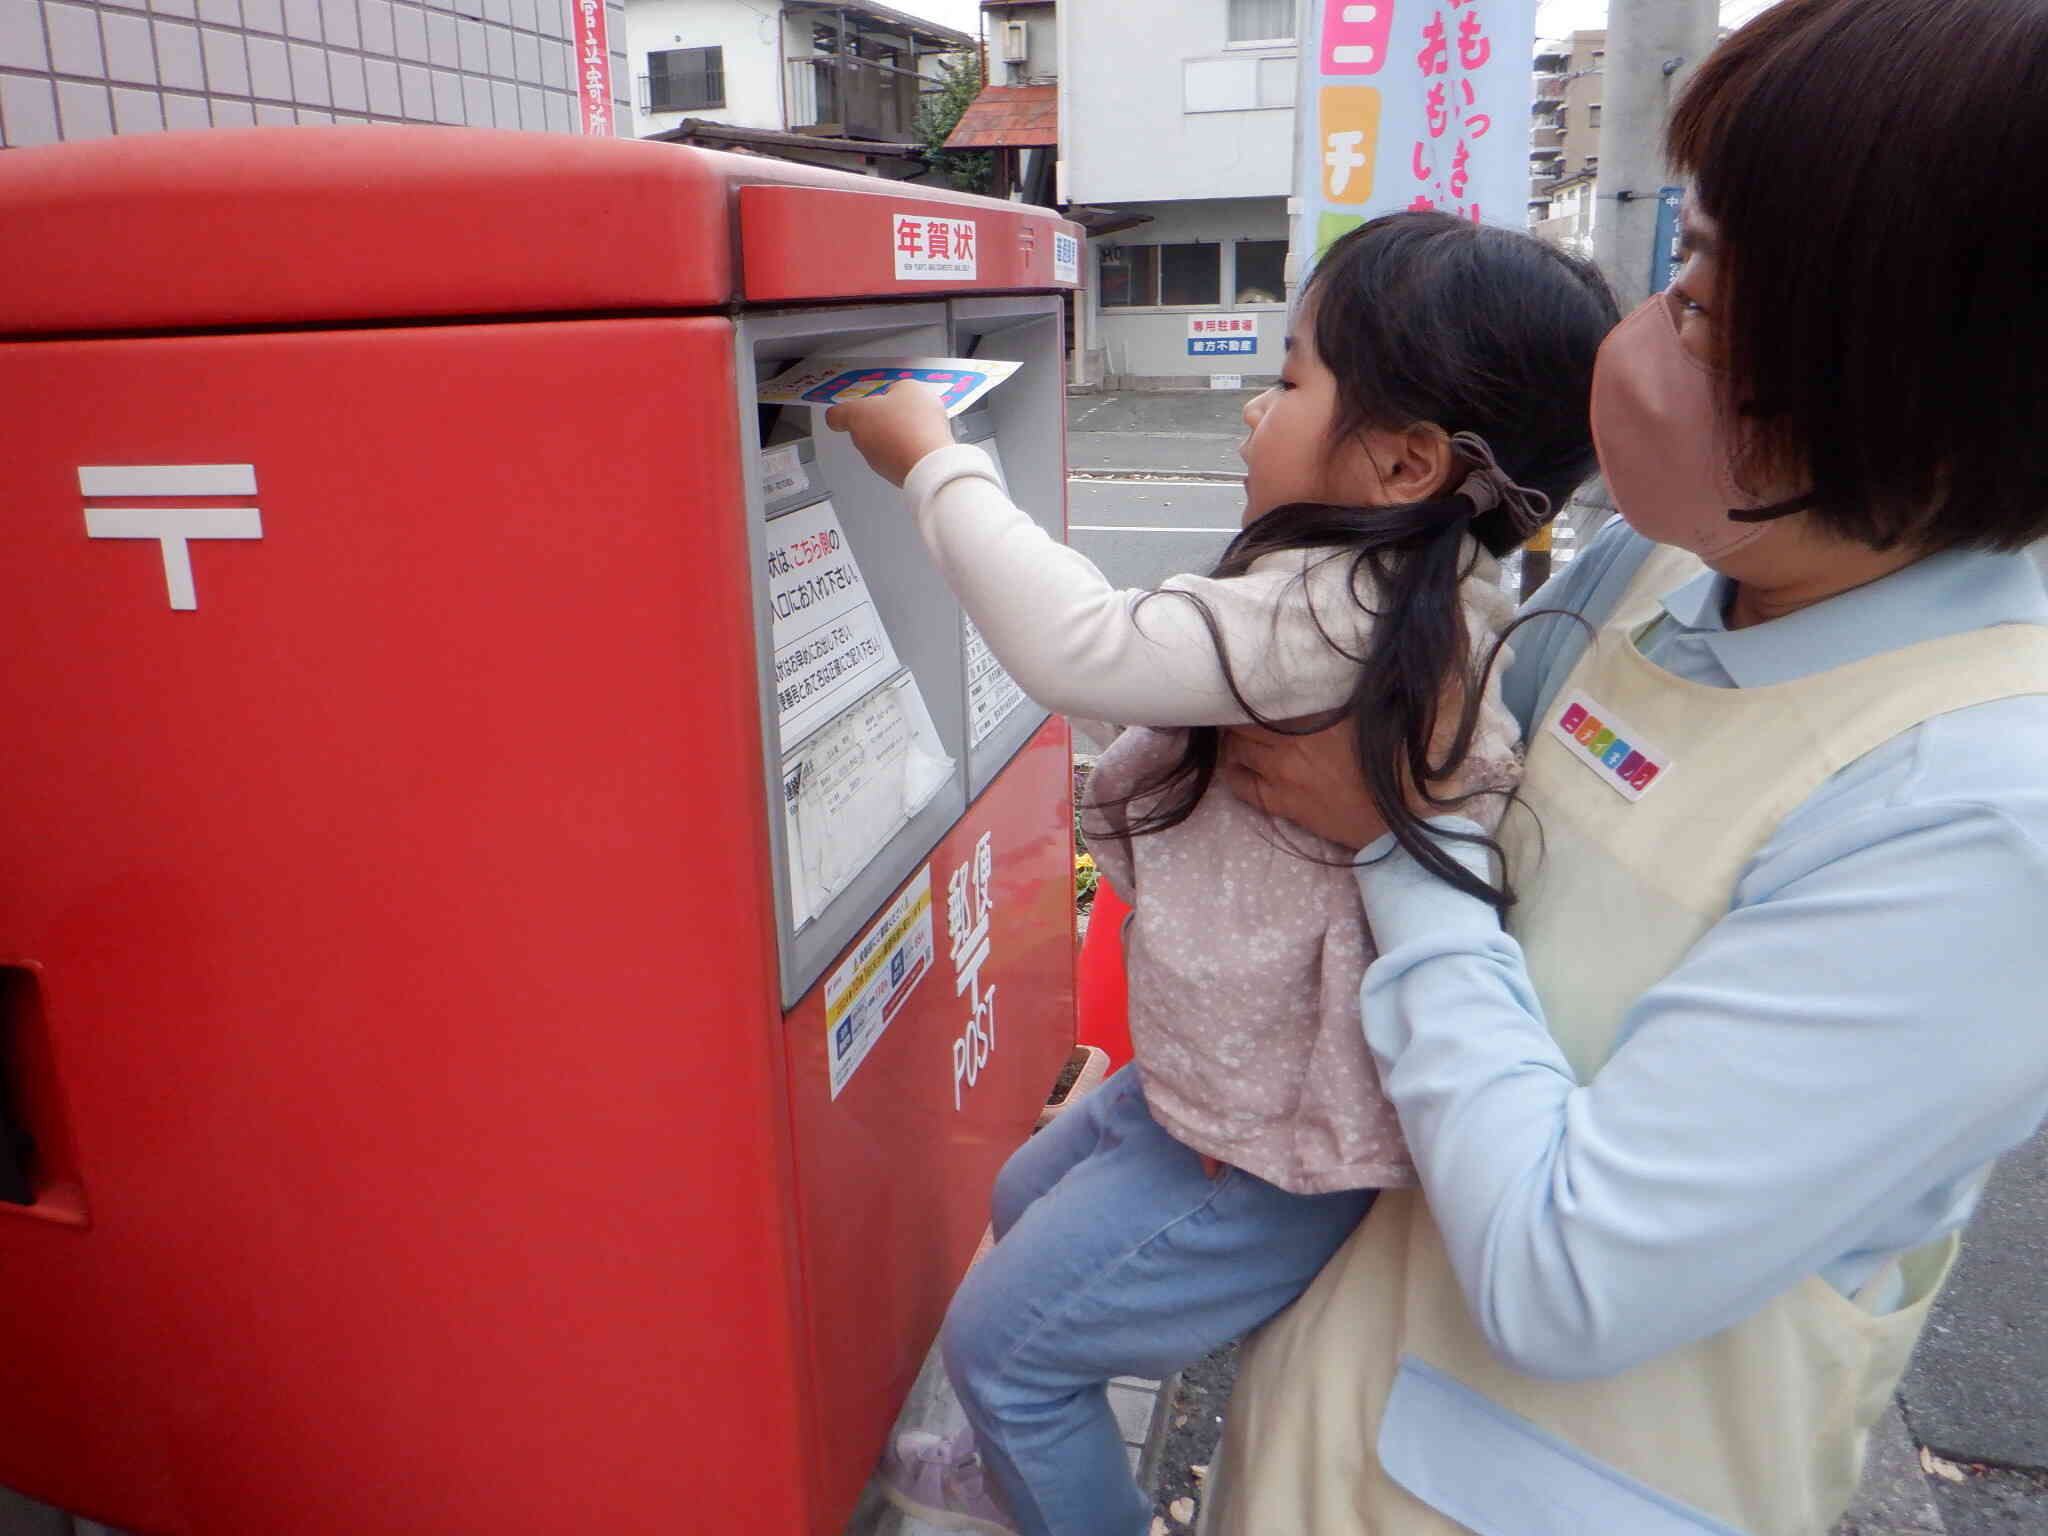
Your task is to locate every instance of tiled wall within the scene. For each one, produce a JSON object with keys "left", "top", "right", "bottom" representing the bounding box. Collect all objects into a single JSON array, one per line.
[{"left": 0, "top": 0, "right": 628, "bottom": 144}]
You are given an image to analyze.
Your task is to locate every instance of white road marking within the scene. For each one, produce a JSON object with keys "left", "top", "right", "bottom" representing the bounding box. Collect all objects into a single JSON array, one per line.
[{"left": 1070, "top": 478, "right": 1239, "bottom": 488}]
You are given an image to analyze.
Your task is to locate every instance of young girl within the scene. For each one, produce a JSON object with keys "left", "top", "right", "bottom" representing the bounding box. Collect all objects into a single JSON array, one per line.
[{"left": 824, "top": 213, "right": 1616, "bottom": 1536}]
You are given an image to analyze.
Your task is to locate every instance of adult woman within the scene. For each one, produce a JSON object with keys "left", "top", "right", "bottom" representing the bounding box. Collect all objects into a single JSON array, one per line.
[{"left": 1203, "top": 2, "right": 2048, "bottom": 1532}]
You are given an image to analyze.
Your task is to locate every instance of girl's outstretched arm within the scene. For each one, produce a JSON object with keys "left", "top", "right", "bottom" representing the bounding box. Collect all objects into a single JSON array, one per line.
[{"left": 824, "top": 385, "right": 1381, "bottom": 727}]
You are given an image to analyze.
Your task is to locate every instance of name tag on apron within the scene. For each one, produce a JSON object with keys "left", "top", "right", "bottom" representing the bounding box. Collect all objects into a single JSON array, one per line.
[{"left": 1548, "top": 691, "right": 1670, "bottom": 801}]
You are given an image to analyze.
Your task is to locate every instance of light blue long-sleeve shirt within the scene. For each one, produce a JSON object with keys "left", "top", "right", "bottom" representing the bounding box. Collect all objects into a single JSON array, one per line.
[{"left": 1354, "top": 521, "right": 2048, "bottom": 1380}]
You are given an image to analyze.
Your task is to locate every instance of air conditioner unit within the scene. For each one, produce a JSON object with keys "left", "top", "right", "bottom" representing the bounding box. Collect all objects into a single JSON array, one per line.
[{"left": 1000, "top": 20, "right": 1029, "bottom": 63}]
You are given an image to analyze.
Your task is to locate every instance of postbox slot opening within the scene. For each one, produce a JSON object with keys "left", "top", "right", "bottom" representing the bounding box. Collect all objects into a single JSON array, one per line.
[{"left": 0, "top": 968, "right": 39, "bottom": 1205}]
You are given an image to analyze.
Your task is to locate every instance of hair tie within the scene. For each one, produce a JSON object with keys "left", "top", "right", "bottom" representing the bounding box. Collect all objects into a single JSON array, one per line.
[{"left": 1448, "top": 430, "right": 1552, "bottom": 539}]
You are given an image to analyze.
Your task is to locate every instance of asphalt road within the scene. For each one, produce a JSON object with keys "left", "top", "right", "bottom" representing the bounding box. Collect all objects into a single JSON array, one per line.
[{"left": 1066, "top": 477, "right": 1241, "bottom": 593}]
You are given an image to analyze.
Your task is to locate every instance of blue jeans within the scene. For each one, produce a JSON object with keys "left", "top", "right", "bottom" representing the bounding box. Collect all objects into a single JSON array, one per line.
[{"left": 940, "top": 1065, "right": 1376, "bottom": 1536}]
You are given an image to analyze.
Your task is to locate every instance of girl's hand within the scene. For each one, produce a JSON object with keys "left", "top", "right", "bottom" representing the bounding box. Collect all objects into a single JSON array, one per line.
[
  {"left": 822, "top": 381, "right": 954, "bottom": 486},
  {"left": 1222, "top": 722, "right": 1391, "bottom": 854}
]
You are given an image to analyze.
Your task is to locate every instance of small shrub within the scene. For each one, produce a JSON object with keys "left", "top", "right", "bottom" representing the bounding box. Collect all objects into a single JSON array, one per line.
[{"left": 1074, "top": 851, "right": 1099, "bottom": 914}]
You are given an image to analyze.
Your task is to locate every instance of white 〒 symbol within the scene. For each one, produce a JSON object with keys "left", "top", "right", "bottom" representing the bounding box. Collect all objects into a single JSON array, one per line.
[
  {"left": 1325, "top": 130, "right": 1369, "bottom": 195},
  {"left": 81, "top": 465, "right": 263, "bottom": 611}
]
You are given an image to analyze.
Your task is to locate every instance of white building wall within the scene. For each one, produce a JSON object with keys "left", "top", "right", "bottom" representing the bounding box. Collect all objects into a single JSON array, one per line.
[
  {"left": 988, "top": 4, "right": 1051, "bottom": 85},
  {"left": 1092, "top": 195, "right": 1289, "bottom": 387},
  {"left": 1062, "top": 0, "right": 1294, "bottom": 205},
  {"left": 624, "top": 0, "right": 782, "bottom": 138}
]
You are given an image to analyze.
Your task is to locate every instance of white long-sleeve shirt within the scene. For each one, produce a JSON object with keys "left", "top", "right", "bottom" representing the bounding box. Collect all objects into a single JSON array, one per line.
[{"left": 903, "top": 443, "right": 1512, "bottom": 726}]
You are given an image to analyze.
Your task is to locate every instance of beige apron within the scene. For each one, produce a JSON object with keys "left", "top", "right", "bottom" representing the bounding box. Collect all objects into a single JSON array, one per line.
[{"left": 1205, "top": 544, "right": 2048, "bottom": 1535}]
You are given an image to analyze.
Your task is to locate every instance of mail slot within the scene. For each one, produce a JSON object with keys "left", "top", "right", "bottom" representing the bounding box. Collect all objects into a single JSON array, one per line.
[{"left": 0, "top": 126, "right": 1081, "bottom": 1536}]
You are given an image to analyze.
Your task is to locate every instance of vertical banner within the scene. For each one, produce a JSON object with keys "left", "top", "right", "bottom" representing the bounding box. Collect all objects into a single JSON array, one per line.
[
  {"left": 574, "top": 0, "right": 614, "bottom": 136},
  {"left": 1649, "top": 185, "right": 1685, "bottom": 293},
  {"left": 1293, "top": 0, "right": 1538, "bottom": 269}
]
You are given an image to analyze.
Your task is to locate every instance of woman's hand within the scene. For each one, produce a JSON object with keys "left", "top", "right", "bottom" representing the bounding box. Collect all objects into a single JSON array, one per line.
[
  {"left": 1221, "top": 722, "right": 1391, "bottom": 854},
  {"left": 822, "top": 381, "right": 954, "bottom": 486}
]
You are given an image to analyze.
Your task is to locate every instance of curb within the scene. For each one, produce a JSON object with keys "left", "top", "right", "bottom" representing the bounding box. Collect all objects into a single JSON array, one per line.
[{"left": 1135, "top": 1370, "right": 1183, "bottom": 1498}]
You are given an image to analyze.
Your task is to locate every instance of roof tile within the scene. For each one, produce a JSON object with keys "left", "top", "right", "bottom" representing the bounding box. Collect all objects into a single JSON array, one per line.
[{"left": 944, "top": 84, "right": 1058, "bottom": 149}]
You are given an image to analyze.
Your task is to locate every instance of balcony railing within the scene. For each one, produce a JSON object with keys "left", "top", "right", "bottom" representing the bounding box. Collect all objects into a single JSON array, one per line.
[{"left": 785, "top": 53, "right": 936, "bottom": 142}]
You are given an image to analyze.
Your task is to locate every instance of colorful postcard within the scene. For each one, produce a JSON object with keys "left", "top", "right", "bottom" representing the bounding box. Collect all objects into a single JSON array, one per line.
[{"left": 757, "top": 356, "right": 1022, "bottom": 418}]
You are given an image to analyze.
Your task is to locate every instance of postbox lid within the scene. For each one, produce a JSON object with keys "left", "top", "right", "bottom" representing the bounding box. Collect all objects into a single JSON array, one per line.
[{"left": 0, "top": 127, "right": 1077, "bottom": 336}]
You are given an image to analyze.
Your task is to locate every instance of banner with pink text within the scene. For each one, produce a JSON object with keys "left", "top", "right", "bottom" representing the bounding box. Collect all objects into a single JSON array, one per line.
[
  {"left": 1293, "top": 0, "right": 1538, "bottom": 264},
  {"left": 574, "top": 0, "right": 615, "bottom": 136}
]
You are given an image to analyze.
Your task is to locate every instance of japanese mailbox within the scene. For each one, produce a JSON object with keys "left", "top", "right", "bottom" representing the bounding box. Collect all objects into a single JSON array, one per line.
[{"left": 0, "top": 128, "right": 1081, "bottom": 1536}]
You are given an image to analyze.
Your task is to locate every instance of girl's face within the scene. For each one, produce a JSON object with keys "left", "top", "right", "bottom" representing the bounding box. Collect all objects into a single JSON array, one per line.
[{"left": 1237, "top": 302, "right": 1392, "bottom": 526}]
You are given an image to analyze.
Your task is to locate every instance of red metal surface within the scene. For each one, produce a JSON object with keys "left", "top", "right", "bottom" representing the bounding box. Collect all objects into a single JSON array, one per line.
[
  {"left": 784, "top": 719, "right": 1076, "bottom": 1527},
  {"left": 0, "top": 317, "right": 823, "bottom": 1534},
  {"left": 0, "top": 126, "right": 1079, "bottom": 1536},
  {"left": 742, "top": 184, "right": 1084, "bottom": 302},
  {"left": 0, "top": 128, "right": 1077, "bottom": 338},
  {"left": 1075, "top": 878, "right": 1135, "bottom": 1073}
]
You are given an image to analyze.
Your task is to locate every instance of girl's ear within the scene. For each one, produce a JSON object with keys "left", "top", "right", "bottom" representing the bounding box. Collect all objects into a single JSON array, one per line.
[{"left": 1361, "top": 422, "right": 1457, "bottom": 504}]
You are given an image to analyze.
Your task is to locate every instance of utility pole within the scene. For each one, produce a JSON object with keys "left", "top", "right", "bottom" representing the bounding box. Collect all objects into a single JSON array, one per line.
[{"left": 1593, "top": 0, "right": 1721, "bottom": 310}]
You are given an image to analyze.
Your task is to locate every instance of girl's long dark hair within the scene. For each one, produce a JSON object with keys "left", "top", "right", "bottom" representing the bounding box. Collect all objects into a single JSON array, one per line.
[{"left": 1104, "top": 212, "right": 1618, "bottom": 906}]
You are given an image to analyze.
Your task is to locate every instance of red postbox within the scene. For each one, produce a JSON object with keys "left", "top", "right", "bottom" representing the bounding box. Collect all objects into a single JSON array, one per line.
[{"left": 0, "top": 128, "right": 1081, "bottom": 1535}]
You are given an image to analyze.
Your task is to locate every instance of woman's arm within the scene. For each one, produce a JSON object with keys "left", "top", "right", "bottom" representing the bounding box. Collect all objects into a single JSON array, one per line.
[{"left": 1229, "top": 708, "right": 2048, "bottom": 1379}]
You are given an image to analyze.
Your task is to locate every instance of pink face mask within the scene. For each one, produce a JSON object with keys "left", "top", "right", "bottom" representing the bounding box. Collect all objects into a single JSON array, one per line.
[{"left": 1590, "top": 292, "right": 1804, "bottom": 560}]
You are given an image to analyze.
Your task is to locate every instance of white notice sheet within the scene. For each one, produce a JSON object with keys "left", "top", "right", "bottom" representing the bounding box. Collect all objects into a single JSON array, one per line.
[
  {"left": 961, "top": 440, "right": 1032, "bottom": 748},
  {"left": 782, "top": 672, "right": 953, "bottom": 929},
  {"left": 767, "top": 498, "right": 900, "bottom": 747},
  {"left": 965, "top": 615, "right": 1028, "bottom": 749}
]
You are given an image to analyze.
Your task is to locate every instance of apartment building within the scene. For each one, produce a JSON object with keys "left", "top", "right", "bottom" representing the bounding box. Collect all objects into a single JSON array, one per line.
[
  {"left": 623, "top": 0, "right": 971, "bottom": 151},
  {"left": 1061, "top": 0, "right": 1294, "bottom": 387},
  {"left": 1529, "top": 29, "right": 1602, "bottom": 249}
]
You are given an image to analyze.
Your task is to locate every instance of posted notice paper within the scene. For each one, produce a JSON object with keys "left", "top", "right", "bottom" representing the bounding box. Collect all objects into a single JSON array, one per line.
[
  {"left": 767, "top": 497, "right": 903, "bottom": 747},
  {"left": 782, "top": 673, "right": 953, "bottom": 929}
]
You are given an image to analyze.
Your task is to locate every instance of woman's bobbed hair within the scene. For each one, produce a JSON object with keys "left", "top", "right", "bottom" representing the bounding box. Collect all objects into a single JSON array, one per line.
[{"left": 1669, "top": 0, "right": 2048, "bottom": 553}]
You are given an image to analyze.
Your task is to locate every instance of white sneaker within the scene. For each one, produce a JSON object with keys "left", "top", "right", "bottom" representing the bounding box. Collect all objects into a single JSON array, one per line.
[{"left": 877, "top": 1427, "right": 1022, "bottom": 1535}]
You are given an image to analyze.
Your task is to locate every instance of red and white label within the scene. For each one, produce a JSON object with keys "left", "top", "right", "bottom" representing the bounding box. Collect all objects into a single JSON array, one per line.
[
  {"left": 893, "top": 213, "right": 979, "bottom": 281},
  {"left": 574, "top": 0, "right": 613, "bottom": 136}
]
